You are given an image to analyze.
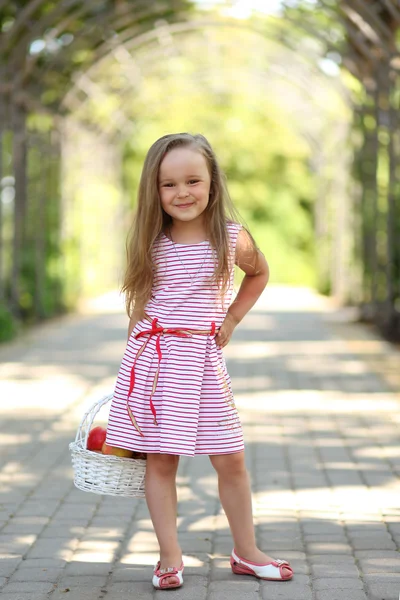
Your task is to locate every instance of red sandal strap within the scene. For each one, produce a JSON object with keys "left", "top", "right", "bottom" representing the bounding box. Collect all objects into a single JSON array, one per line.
[{"left": 155, "top": 566, "right": 179, "bottom": 576}]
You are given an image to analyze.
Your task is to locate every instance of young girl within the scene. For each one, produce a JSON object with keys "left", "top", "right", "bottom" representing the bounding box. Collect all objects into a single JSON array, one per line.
[{"left": 105, "top": 132, "right": 294, "bottom": 590}]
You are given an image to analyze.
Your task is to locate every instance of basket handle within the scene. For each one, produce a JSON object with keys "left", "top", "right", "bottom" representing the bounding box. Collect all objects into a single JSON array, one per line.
[{"left": 75, "top": 392, "right": 114, "bottom": 448}]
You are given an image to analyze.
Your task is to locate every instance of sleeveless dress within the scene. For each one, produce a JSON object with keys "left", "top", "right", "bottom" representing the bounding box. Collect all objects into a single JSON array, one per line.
[{"left": 105, "top": 221, "right": 245, "bottom": 456}]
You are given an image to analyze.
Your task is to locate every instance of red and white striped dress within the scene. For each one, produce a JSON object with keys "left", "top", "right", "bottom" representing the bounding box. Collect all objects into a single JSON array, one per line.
[{"left": 105, "top": 221, "right": 244, "bottom": 456}]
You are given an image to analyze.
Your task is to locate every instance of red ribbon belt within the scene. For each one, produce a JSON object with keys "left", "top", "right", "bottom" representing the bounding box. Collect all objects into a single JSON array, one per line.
[{"left": 126, "top": 316, "right": 217, "bottom": 437}]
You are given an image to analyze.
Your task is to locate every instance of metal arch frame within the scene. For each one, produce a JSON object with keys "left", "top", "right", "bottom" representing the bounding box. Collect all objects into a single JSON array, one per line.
[
  {"left": 0, "top": 0, "right": 151, "bottom": 54},
  {"left": 62, "top": 15, "right": 351, "bottom": 109},
  {"left": 1, "top": 1, "right": 399, "bottom": 114},
  {"left": 0, "top": 0, "right": 194, "bottom": 110},
  {"left": 2, "top": 9, "right": 346, "bottom": 117},
  {"left": 73, "top": 66, "right": 349, "bottom": 170},
  {"left": 68, "top": 59, "right": 350, "bottom": 140},
  {"left": 0, "top": 0, "right": 396, "bottom": 141},
  {"left": 63, "top": 26, "right": 351, "bottom": 139},
  {"left": 0, "top": 1, "right": 364, "bottom": 158},
  {"left": 5, "top": 1, "right": 181, "bottom": 90},
  {"left": 57, "top": 16, "right": 352, "bottom": 151}
]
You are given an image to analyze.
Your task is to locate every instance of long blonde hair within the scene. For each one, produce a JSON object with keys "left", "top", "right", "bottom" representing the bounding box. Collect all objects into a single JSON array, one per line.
[{"left": 121, "top": 132, "right": 257, "bottom": 318}]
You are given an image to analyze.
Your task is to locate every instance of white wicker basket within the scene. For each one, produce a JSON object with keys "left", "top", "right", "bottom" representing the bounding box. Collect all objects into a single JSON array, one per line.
[{"left": 69, "top": 392, "right": 146, "bottom": 498}]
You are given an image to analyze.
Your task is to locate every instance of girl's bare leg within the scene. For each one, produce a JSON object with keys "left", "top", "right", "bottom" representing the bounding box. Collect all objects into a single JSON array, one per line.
[
  {"left": 145, "top": 453, "right": 182, "bottom": 585},
  {"left": 209, "top": 451, "right": 291, "bottom": 578}
]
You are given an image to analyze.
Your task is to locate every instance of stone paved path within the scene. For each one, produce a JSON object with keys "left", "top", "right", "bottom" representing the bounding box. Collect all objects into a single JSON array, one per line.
[{"left": 0, "top": 285, "right": 400, "bottom": 600}]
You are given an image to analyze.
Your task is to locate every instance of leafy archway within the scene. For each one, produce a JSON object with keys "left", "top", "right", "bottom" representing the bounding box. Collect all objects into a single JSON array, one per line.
[{"left": 0, "top": 0, "right": 399, "bottom": 341}]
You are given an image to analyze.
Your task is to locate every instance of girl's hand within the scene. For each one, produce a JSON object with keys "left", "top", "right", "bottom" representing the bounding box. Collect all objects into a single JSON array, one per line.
[{"left": 215, "top": 313, "right": 237, "bottom": 348}]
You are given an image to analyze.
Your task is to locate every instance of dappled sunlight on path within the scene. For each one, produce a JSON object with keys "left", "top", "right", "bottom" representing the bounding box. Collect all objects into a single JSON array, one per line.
[{"left": 0, "top": 285, "right": 399, "bottom": 599}]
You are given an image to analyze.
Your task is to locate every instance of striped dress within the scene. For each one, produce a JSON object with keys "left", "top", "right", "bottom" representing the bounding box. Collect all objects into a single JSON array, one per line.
[{"left": 105, "top": 221, "right": 244, "bottom": 456}]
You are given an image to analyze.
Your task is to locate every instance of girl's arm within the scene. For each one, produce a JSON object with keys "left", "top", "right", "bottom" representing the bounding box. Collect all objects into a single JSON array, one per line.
[
  {"left": 228, "top": 228, "right": 269, "bottom": 324},
  {"left": 216, "top": 229, "right": 269, "bottom": 347}
]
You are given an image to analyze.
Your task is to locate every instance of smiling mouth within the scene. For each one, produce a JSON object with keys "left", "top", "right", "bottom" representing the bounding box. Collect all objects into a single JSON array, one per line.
[{"left": 176, "top": 203, "right": 193, "bottom": 208}]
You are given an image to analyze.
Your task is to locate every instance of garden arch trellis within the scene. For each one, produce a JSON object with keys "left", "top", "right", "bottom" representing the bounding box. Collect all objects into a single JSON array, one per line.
[{"left": 0, "top": 0, "right": 400, "bottom": 340}]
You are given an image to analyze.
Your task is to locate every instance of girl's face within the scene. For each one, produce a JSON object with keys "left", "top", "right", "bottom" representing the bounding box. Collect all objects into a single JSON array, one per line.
[{"left": 158, "top": 147, "right": 211, "bottom": 226}]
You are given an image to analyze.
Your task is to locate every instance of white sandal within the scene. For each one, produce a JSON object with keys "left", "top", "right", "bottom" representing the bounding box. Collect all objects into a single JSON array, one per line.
[
  {"left": 152, "top": 560, "right": 184, "bottom": 589},
  {"left": 230, "top": 548, "right": 293, "bottom": 581}
]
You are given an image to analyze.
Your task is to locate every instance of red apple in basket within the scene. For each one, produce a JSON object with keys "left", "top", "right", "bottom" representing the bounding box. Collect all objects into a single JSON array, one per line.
[
  {"left": 101, "top": 442, "right": 135, "bottom": 458},
  {"left": 87, "top": 426, "right": 107, "bottom": 451}
]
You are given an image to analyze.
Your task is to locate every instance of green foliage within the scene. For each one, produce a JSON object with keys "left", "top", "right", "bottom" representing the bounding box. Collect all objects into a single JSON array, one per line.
[
  {"left": 0, "top": 2, "right": 354, "bottom": 345},
  {"left": 0, "top": 304, "right": 18, "bottom": 342},
  {"left": 115, "top": 30, "right": 320, "bottom": 286}
]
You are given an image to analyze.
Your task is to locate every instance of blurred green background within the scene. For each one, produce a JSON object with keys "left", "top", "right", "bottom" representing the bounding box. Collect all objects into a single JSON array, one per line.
[{"left": 1, "top": 0, "right": 399, "bottom": 342}]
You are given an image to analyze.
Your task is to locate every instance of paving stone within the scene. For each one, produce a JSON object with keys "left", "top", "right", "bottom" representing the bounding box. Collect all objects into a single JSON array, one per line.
[
  {"left": 301, "top": 523, "right": 343, "bottom": 534},
  {"left": 178, "top": 560, "right": 210, "bottom": 576},
  {"left": 18, "top": 558, "right": 67, "bottom": 568},
  {"left": 89, "top": 516, "right": 128, "bottom": 528},
  {"left": 0, "top": 594, "right": 51, "bottom": 600},
  {"left": 50, "top": 516, "right": 92, "bottom": 527},
  {"left": 77, "top": 539, "right": 120, "bottom": 553},
  {"left": 260, "top": 535, "right": 305, "bottom": 551},
  {"left": 26, "top": 538, "right": 78, "bottom": 559},
  {"left": 179, "top": 537, "right": 212, "bottom": 552},
  {"left": 304, "top": 534, "right": 348, "bottom": 542},
  {"left": 309, "top": 554, "right": 356, "bottom": 564},
  {"left": 1, "top": 517, "right": 49, "bottom": 534},
  {"left": 209, "top": 579, "right": 259, "bottom": 600},
  {"left": 50, "top": 588, "right": 106, "bottom": 600},
  {"left": 0, "top": 492, "right": 38, "bottom": 505},
  {"left": 83, "top": 526, "right": 127, "bottom": 539},
  {"left": 354, "top": 550, "right": 400, "bottom": 559},
  {"left": 314, "top": 591, "right": 367, "bottom": 600},
  {"left": 313, "top": 577, "right": 364, "bottom": 590},
  {"left": 259, "top": 578, "right": 312, "bottom": 598},
  {"left": 390, "top": 534, "right": 400, "bottom": 547},
  {"left": 111, "top": 565, "right": 155, "bottom": 581},
  {"left": 64, "top": 489, "right": 104, "bottom": 503},
  {"left": 31, "top": 486, "right": 72, "bottom": 500},
  {"left": 306, "top": 542, "right": 353, "bottom": 554},
  {"left": 347, "top": 523, "right": 389, "bottom": 532},
  {"left": 0, "top": 533, "right": 37, "bottom": 554},
  {"left": 9, "top": 567, "right": 64, "bottom": 582},
  {"left": 0, "top": 557, "right": 21, "bottom": 576},
  {"left": 95, "top": 505, "right": 137, "bottom": 518},
  {"left": 259, "top": 524, "right": 301, "bottom": 535},
  {"left": 387, "top": 523, "right": 400, "bottom": 534},
  {"left": 358, "top": 556, "right": 400, "bottom": 574},
  {"left": 363, "top": 573, "right": 400, "bottom": 600},
  {"left": 104, "top": 582, "right": 153, "bottom": 599},
  {"left": 53, "top": 504, "right": 98, "bottom": 519},
  {"left": 158, "top": 587, "right": 206, "bottom": 600},
  {"left": 2, "top": 581, "right": 55, "bottom": 593},
  {"left": 210, "top": 561, "right": 237, "bottom": 581},
  {"left": 351, "top": 537, "right": 396, "bottom": 550},
  {"left": 15, "top": 501, "right": 60, "bottom": 517},
  {"left": 64, "top": 561, "right": 113, "bottom": 576},
  {"left": 209, "top": 580, "right": 259, "bottom": 592},
  {"left": 40, "top": 525, "right": 86, "bottom": 538},
  {"left": 57, "top": 574, "right": 108, "bottom": 587},
  {"left": 213, "top": 539, "right": 233, "bottom": 553},
  {"left": 363, "top": 573, "right": 400, "bottom": 583},
  {"left": 311, "top": 563, "right": 360, "bottom": 578}
]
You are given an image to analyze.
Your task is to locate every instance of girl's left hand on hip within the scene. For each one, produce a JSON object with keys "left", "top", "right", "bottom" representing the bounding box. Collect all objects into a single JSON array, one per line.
[{"left": 215, "top": 313, "right": 237, "bottom": 348}]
